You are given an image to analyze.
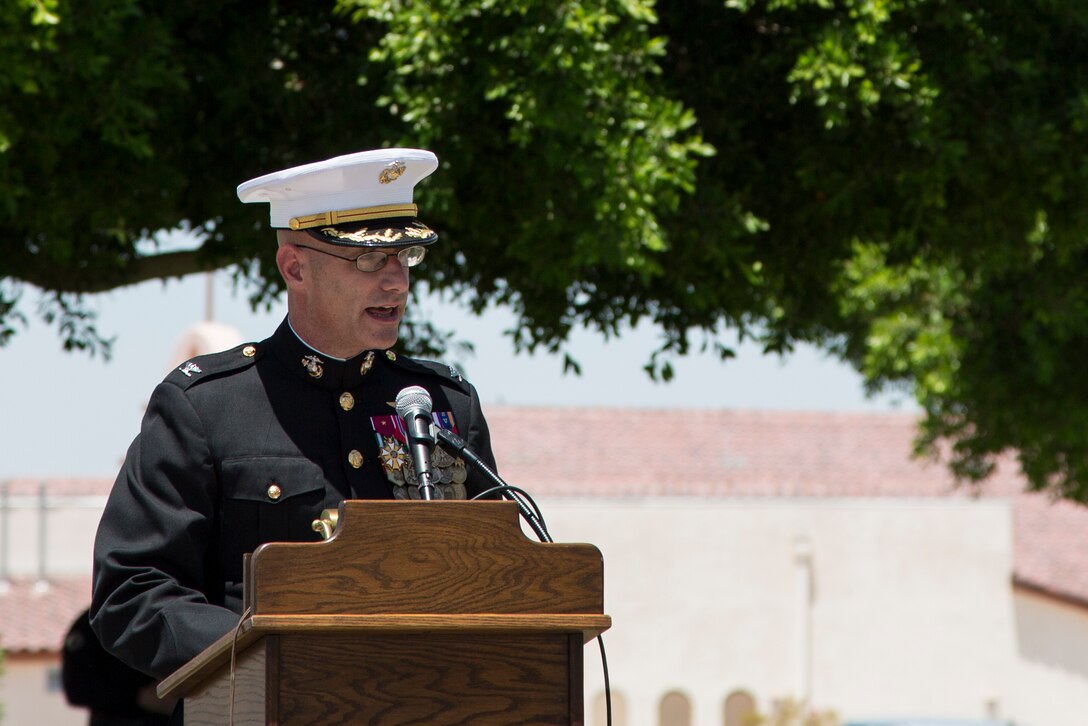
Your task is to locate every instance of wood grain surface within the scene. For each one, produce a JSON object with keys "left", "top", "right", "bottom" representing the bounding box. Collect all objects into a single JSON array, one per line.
[
  {"left": 160, "top": 500, "right": 608, "bottom": 725},
  {"left": 248, "top": 501, "right": 605, "bottom": 616}
]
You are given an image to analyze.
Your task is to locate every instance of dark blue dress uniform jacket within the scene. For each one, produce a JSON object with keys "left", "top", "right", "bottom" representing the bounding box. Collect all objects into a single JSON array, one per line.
[{"left": 90, "top": 318, "right": 497, "bottom": 680}]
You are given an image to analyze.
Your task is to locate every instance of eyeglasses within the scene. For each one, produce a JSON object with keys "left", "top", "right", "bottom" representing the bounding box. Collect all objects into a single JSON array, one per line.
[{"left": 293, "top": 243, "right": 427, "bottom": 272}]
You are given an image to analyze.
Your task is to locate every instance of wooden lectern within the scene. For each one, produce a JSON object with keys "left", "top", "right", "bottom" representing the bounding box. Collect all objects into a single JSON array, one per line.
[{"left": 157, "top": 500, "right": 610, "bottom": 725}]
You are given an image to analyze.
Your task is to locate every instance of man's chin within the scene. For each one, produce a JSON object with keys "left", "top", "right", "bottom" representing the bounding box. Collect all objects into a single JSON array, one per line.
[{"left": 357, "top": 326, "right": 401, "bottom": 353}]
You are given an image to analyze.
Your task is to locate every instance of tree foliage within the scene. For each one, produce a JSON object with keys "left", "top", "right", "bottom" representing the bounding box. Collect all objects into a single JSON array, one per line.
[{"left": 4, "top": 0, "right": 1088, "bottom": 500}]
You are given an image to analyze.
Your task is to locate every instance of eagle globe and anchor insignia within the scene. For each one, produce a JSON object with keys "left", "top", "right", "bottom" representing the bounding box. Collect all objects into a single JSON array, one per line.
[
  {"left": 370, "top": 410, "right": 468, "bottom": 500},
  {"left": 301, "top": 354, "right": 324, "bottom": 379}
]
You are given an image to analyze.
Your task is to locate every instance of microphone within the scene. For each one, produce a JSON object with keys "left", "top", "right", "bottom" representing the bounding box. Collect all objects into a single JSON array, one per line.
[{"left": 394, "top": 386, "right": 439, "bottom": 500}]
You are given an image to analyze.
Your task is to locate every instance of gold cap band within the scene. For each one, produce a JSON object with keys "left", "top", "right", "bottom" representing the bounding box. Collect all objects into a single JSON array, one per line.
[{"left": 288, "top": 203, "right": 419, "bottom": 230}]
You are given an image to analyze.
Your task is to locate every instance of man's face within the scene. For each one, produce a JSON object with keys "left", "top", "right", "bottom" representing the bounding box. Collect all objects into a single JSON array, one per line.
[{"left": 284, "top": 234, "right": 411, "bottom": 357}]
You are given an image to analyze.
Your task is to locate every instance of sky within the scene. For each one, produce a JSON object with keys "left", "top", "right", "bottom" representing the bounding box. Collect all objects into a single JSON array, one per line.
[{"left": 0, "top": 270, "right": 915, "bottom": 479}]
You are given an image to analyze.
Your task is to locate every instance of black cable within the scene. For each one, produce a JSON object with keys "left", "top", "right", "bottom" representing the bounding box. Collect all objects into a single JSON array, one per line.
[
  {"left": 437, "top": 427, "right": 609, "bottom": 723},
  {"left": 469, "top": 481, "right": 547, "bottom": 525},
  {"left": 471, "top": 484, "right": 552, "bottom": 543},
  {"left": 597, "top": 634, "right": 612, "bottom": 726},
  {"left": 434, "top": 427, "right": 553, "bottom": 542}
]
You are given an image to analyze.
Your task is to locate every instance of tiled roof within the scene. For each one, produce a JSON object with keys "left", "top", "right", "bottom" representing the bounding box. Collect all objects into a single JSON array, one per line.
[
  {"left": 2, "top": 407, "right": 1086, "bottom": 654},
  {"left": 1012, "top": 494, "right": 1088, "bottom": 608},
  {"left": 486, "top": 407, "right": 1024, "bottom": 498},
  {"left": 0, "top": 577, "right": 90, "bottom": 654}
]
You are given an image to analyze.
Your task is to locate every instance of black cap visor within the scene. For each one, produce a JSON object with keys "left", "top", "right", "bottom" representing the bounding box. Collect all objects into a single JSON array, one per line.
[{"left": 306, "top": 218, "right": 437, "bottom": 248}]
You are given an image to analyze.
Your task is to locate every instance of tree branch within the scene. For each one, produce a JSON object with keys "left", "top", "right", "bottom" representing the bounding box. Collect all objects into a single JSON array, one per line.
[{"left": 15, "top": 249, "right": 232, "bottom": 294}]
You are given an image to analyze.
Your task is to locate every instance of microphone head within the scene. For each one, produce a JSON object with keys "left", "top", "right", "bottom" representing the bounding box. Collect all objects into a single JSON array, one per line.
[{"left": 395, "top": 385, "right": 433, "bottom": 420}]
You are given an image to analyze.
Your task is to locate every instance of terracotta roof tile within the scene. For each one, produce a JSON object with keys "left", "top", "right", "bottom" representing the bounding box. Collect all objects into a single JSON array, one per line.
[
  {"left": 486, "top": 407, "right": 1023, "bottom": 498},
  {"left": 0, "top": 577, "right": 91, "bottom": 653},
  {"left": 1013, "top": 493, "right": 1088, "bottom": 607}
]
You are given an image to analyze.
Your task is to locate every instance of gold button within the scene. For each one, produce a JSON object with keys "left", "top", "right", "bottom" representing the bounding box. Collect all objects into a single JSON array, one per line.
[
  {"left": 266, "top": 483, "right": 282, "bottom": 501},
  {"left": 242, "top": 345, "right": 256, "bottom": 358},
  {"left": 339, "top": 392, "right": 355, "bottom": 411},
  {"left": 385, "top": 350, "right": 397, "bottom": 361},
  {"left": 348, "top": 450, "right": 364, "bottom": 468}
]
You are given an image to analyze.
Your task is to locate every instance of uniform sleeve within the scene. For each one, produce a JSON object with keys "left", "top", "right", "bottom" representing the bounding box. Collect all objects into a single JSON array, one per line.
[
  {"left": 61, "top": 608, "right": 154, "bottom": 715},
  {"left": 461, "top": 380, "right": 500, "bottom": 497},
  {"left": 90, "top": 381, "right": 239, "bottom": 679}
]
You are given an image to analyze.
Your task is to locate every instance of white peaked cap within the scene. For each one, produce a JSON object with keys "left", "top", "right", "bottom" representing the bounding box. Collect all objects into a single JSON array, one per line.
[{"left": 237, "top": 148, "right": 439, "bottom": 229}]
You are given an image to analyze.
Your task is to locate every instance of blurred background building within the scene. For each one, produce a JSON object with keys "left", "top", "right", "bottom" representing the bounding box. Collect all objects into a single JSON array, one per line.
[{"left": 2, "top": 404, "right": 1087, "bottom": 725}]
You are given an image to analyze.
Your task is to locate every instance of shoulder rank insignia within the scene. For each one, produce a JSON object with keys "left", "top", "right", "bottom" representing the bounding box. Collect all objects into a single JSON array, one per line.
[
  {"left": 370, "top": 412, "right": 468, "bottom": 500},
  {"left": 166, "top": 343, "right": 260, "bottom": 390},
  {"left": 179, "top": 361, "right": 203, "bottom": 378}
]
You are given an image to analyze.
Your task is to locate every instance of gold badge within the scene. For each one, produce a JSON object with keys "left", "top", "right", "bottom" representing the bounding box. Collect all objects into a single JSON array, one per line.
[
  {"left": 360, "top": 351, "right": 375, "bottom": 376},
  {"left": 385, "top": 350, "right": 397, "bottom": 361},
  {"left": 379, "top": 160, "right": 406, "bottom": 184},
  {"left": 302, "top": 354, "right": 324, "bottom": 379}
]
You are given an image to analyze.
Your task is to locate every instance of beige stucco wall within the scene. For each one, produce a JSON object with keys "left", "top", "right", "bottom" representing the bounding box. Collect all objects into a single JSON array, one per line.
[
  {"left": 0, "top": 655, "right": 86, "bottom": 726},
  {"left": 1009, "top": 588, "right": 1088, "bottom": 723},
  {"left": 536, "top": 496, "right": 1088, "bottom": 726}
]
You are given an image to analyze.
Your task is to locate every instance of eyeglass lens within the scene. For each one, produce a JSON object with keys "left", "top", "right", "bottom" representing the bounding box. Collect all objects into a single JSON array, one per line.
[{"left": 355, "top": 246, "right": 427, "bottom": 272}]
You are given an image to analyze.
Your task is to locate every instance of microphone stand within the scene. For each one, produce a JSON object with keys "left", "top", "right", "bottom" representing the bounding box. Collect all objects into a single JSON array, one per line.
[{"left": 416, "top": 467, "right": 437, "bottom": 500}]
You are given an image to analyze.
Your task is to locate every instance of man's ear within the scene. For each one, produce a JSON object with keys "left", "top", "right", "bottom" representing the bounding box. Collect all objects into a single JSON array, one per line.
[{"left": 276, "top": 241, "right": 305, "bottom": 288}]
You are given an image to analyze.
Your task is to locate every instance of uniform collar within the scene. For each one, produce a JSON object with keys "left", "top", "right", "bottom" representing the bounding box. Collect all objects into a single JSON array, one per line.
[
  {"left": 268, "top": 317, "right": 394, "bottom": 390},
  {"left": 287, "top": 317, "right": 347, "bottom": 362}
]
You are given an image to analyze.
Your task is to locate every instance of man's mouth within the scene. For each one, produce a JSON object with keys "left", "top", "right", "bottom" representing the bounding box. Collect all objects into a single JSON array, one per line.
[{"left": 366, "top": 306, "right": 400, "bottom": 320}]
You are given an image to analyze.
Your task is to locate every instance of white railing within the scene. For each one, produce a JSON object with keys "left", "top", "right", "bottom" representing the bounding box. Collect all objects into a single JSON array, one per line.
[{"left": 0, "top": 480, "right": 109, "bottom": 589}]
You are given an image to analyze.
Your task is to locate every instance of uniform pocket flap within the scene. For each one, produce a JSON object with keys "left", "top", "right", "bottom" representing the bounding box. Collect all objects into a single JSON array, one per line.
[{"left": 221, "top": 456, "right": 326, "bottom": 504}]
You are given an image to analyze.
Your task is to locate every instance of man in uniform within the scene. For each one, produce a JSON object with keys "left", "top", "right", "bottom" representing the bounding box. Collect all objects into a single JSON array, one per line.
[{"left": 90, "top": 148, "right": 498, "bottom": 690}]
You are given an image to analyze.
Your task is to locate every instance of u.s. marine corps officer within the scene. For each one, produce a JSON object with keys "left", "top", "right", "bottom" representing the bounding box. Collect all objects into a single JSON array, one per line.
[{"left": 90, "top": 149, "right": 499, "bottom": 694}]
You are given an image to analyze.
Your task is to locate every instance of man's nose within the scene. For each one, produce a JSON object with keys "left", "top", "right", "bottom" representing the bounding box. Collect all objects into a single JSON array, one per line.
[{"left": 378, "top": 255, "right": 410, "bottom": 290}]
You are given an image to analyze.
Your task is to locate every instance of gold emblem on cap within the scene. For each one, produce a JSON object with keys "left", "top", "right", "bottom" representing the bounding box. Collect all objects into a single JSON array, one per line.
[
  {"left": 242, "top": 345, "right": 256, "bottom": 358},
  {"left": 360, "top": 351, "right": 375, "bottom": 376},
  {"left": 385, "top": 350, "right": 397, "bottom": 362},
  {"left": 266, "top": 483, "right": 282, "bottom": 501},
  {"left": 348, "top": 449, "right": 364, "bottom": 468},
  {"left": 379, "top": 160, "right": 406, "bottom": 184},
  {"left": 339, "top": 392, "right": 355, "bottom": 411},
  {"left": 302, "top": 354, "right": 324, "bottom": 379}
]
